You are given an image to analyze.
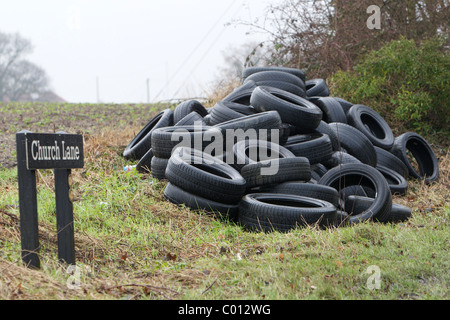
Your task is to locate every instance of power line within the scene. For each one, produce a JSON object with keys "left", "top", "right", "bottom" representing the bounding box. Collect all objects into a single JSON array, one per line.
[
  {"left": 152, "top": 0, "right": 240, "bottom": 102},
  {"left": 172, "top": 2, "right": 244, "bottom": 99}
]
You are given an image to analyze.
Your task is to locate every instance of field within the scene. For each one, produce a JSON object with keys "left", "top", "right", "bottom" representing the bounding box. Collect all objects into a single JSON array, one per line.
[{"left": 0, "top": 102, "right": 449, "bottom": 301}]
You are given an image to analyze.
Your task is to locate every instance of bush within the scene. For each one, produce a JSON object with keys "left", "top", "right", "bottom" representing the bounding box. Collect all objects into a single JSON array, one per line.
[{"left": 329, "top": 37, "right": 449, "bottom": 139}]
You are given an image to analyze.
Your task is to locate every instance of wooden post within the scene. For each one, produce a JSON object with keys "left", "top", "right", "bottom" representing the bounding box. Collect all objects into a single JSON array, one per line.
[
  {"left": 16, "top": 131, "right": 83, "bottom": 269},
  {"left": 16, "top": 130, "right": 41, "bottom": 269},
  {"left": 54, "top": 168, "right": 75, "bottom": 265}
]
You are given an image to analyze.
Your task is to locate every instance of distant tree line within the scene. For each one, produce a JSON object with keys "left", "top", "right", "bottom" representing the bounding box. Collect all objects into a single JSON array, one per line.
[{"left": 0, "top": 31, "right": 50, "bottom": 102}]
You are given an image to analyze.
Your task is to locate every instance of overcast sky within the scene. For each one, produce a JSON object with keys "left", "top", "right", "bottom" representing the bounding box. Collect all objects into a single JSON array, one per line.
[{"left": 1, "top": 0, "right": 282, "bottom": 103}]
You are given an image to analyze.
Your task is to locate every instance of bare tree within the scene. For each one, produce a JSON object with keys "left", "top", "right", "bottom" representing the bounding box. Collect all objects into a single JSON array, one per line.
[
  {"left": 234, "top": 0, "right": 449, "bottom": 79},
  {"left": 0, "top": 31, "right": 49, "bottom": 101}
]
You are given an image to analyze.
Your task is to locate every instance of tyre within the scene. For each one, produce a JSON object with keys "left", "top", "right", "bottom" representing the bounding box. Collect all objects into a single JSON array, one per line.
[
  {"left": 390, "top": 132, "right": 439, "bottom": 183},
  {"left": 318, "top": 163, "right": 392, "bottom": 224},
  {"left": 150, "top": 156, "right": 169, "bottom": 180},
  {"left": 231, "top": 139, "right": 296, "bottom": 172},
  {"left": 151, "top": 125, "right": 222, "bottom": 159},
  {"left": 165, "top": 147, "right": 246, "bottom": 204},
  {"left": 208, "top": 101, "right": 255, "bottom": 125},
  {"left": 374, "top": 146, "right": 409, "bottom": 179},
  {"left": 305, "top": 79, "right": 329, "bottom": 97},
  {"left": 251, "top": 81, "right": 306, "bottom": 97},
  {"left": 174, "top": 111, "right": 206, "bottom": 126},
  {"left": 344, "top": 195, "right": 412, "bottom": 223},
  {"left": 222, "top": 80, "right": 257, "bottom": 105},
  {"left": 164, "top": 183, "right": 239, "bottom": 221},
  {"left": 242, "top": 66, "right": 306, "bottom": 82},
  {"left": 347, "top": 104, "right": 394, "bottom": 150},
  {"left": 309, "top": 97, "right": 347, "bottom": 124},
  {"left": 376, "top": 165, "right": 408, "bottom": 196},
  {"left": 238, "top": 193, "right": 337, "bottom": 232},
  {"left": 333, "top": 97, "right": 354, "bottom": 114},
  {"left": 123, "top": 109, "right": 174, "bottom": 160},
  {"left": 322, "top": 151, "right": 361, "bottom": 169},
  {"left": 136, "top": 148, "right": 153, "bottom": 173},
  {"left": 259, "top": 181, "right": 339, "bottom": 207},
  {"left": 244, "top": 70, "right": 305, "bottom": 90},
  {"left": 314, "top": 121, "right": 340, "bottom": 151},
  {"left": 250, "top": 86, "right": 323, "bottom": 131},
  {"left": 284, "top": 133, "right": 333, "bottom": 164},
  {"left": 215, "top": 111, "right": 282, "bottom": 141},
  {"left": 241, "top": 157, "right": 311, "bottom": 189},
  {"left": 173, "top": 100, "right": 209, "bottom": 124},
  {"left": 328, "top": 122, "right": 377, "bottom": 167}
]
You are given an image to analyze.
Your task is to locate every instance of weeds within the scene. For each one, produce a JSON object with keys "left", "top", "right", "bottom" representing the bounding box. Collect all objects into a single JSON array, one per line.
[{"left": 0, "top": 102, "right": 448, "bottom": 300}]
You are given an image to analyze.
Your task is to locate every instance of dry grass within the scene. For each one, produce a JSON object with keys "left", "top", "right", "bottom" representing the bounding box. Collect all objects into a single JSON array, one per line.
[{"left": 0, "top": 105, "right": 449, "bottom": 300}]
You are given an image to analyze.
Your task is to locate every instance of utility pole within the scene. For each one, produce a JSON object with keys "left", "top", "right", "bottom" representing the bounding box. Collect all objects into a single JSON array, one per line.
[
  {"left": 96, "top": 76, "right": 100, "bottom": 103},
  {"left": 146, "top": 78, "right": 150, "bottom": 103}
]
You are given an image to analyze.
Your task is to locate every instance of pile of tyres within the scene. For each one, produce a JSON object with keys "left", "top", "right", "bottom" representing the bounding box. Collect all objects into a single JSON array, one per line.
[{"left": 122, "top": 66, "right": 440, "bottom": 233}]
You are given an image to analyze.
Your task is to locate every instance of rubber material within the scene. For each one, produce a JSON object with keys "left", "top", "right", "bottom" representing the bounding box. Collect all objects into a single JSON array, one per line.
[
  {"left": 241, "top": 157, "right": 311, "bottom": 188},
  {"left": 328, "top": 122, "right": 377, "bottom": 167},
  {"left": 284, "top": 133, "right": 333, "bottom": 165},
  {"left": 390, "top": 132, "right": 439, "bottom": 183},
  {"left": 250, "top": 86, "right": 322, "bottom": 131},
  {"left": 165, "top": 147, "right": 246, "bottom": 204},
  {"left": 238, "top": 193, "right": 337, "bottom": 232},
  {"left": 173, "top": 100, "right": 209, "bottom": 124},
  {"left": 318, "top": 163, "right": 392, "bottom": 224},
  {"left": 151, "top": 125, "right": 222, "bottom": 159},
  {"left": 123, "top": 109, "right": 174, "bottom": 160},
  {"left": 164, "top": 183, "right": 239, "bottom": 221},
  {"left": 347, "top": 104, "right": 394, "bottom": 150}
]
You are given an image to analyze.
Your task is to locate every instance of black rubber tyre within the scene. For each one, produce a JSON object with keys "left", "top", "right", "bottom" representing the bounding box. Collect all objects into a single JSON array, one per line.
[
  {"left": 250, "top": 86, "right": 323, "bottom": 131},
  {"left": 318, "top": 163, "right": 392, "bottom": 224},
  {"left": 215, "top": 110, "right": 282, "bottom": 138},
  {"left": 390, "top": 132, "right": 439, "bottom": 183},
  {"left": 314, "top": 121, "right": 340, "bottom": 150},
  {"left": 242, "top": 66, "right": 306, "bottom": 82},
  {"left": 284, "top": 133, "right": 333, "bottom": 165},
  {"left": 347, "top": 104, "right": 394, "bottom": 150},
  {"left": 209, "top": 101, "right": 255, "bottom": 125},
  {"left": 305, "top": 79, "right": 329, "bottom": 97},
  {"left": 150, "top": 156, "right": 169, "bottom": 180},
  {"left": 375, "top": 146, "right": 409, "bottom": 179},
  {"left": 164, "top": 183, "right": 239, "bottom": 221},
  {"left": 333, "top": 97, "right": 354, "bottom": 114},
  {"left": 322, "top": 151, "right": 361, "bottom": 169},
  {"left": 309, "top": 97, "right": 347, "bottom": 124},
  {"left": 136, "top": 148, "right": 153, "bottom": 173},
  {"left": 328, "top": 122, "right": 377, "bottom": 167},
  {"left": 376, "top": 165, "right": 408, "bottom": 196},
  {"left": 251, "top": 81, "right": 306, "bottom": 97},
  {"left": 344, "top": 195, "right": 412, "bottom": 223},
  {"left": 123, "top": 109, "right": 174, "bottom": 160},
  {"left": 231, "top": 139, "right": 296, "bottom": 172},
  {"left": 241, "top": 157, "right": 311, "bottom": 189},
  {"left": 165, "top": 147, "right": 246, "bottom": 205},
  {"left": 238, "top": 193, "right": 337, "bottom": 233},
  {"left": 174, "top": 111, "right": 206, "bottom": 126},
  {"left": 222, "top": 80, "right": 257, "bottom": 105},
  {"left": 173, "top": 100, "right": 209, "bottom": 124},
  {"left": 244, "top": 70, "right": 305, "bottom": 89},
  {"left": 151, "top": 125, "right": 222, "bottom": 159},
  {"left": 259, "top": 182, "right": 339, "bottom": 208}
]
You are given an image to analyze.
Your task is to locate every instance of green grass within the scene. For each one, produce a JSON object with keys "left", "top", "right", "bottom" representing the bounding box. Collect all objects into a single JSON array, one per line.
[{"left": 0, "top": 102, "right": 448, "bottom": 300}]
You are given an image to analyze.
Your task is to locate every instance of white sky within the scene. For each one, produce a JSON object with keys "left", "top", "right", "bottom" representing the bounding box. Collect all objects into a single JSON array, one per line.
[{"left": 1, "top": 0, "right": 281, "bottom": 103}]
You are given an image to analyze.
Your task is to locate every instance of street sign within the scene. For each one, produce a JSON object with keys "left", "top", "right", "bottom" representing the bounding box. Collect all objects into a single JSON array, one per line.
[{"left": 16, "top": 130, "right": 84, "bottom": 269}]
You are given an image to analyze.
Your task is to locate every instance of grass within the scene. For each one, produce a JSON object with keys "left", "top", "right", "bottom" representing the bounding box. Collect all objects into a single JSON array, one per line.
[{"left": 0, "top": 102, "right": 449, "bottom": 300}]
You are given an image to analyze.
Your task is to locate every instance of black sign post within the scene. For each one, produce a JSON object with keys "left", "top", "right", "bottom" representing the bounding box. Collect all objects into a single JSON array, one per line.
[{"left": 16, "top": 130, "right": 84, "bottom": 269}]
